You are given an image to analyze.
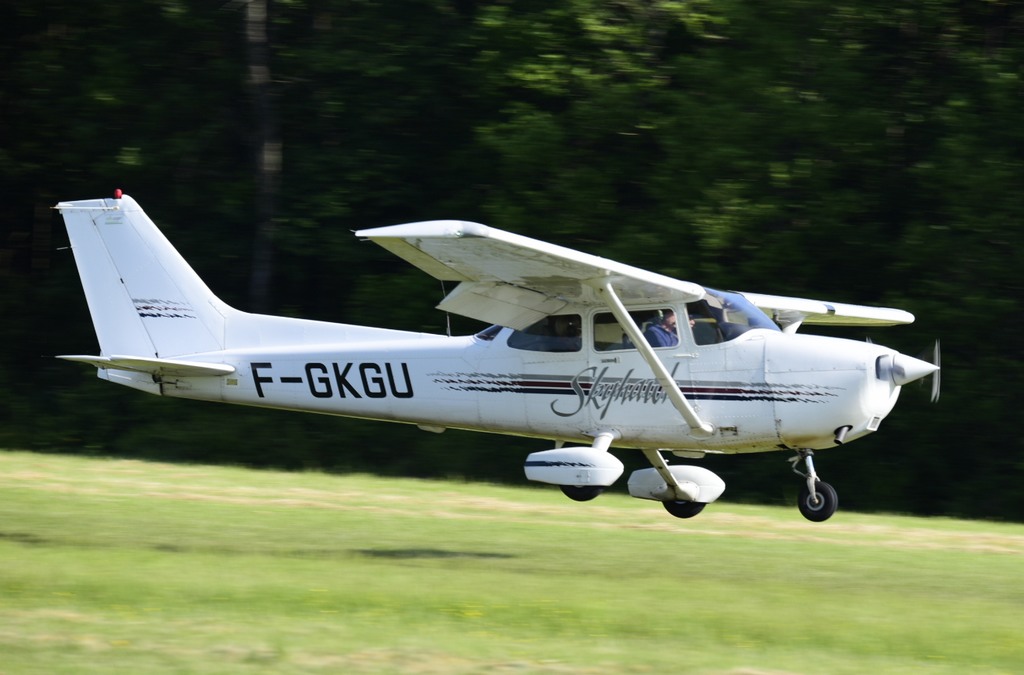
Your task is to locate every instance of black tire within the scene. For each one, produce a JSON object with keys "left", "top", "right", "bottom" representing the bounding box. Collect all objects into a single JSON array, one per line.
[
  {"left": 560, "top": 485, "right": 605, "bottom": 502},
  {"left": 662, "top": 500, "right": 707, "bottom": 519},
  {"left": 798, "top": 480, "right": 838, "bottom": 522}
]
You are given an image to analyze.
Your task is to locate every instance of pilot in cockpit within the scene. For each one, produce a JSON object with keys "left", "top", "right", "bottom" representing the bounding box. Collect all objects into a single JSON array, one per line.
[{"left": 643, "top": 310, "right": 679, "bottom": 348}]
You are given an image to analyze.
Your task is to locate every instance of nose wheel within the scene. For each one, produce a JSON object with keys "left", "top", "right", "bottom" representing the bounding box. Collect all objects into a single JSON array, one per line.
[{"left": 789, "top": 450, "right": 838, "bottom": 522}]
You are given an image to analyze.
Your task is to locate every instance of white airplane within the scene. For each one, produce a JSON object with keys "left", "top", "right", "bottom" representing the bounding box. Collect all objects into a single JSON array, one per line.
[{"left": 55, "top": 191, "right": 939, "bottom": 522}]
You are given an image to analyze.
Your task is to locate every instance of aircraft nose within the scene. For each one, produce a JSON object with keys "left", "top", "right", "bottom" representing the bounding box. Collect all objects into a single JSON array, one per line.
[{"left": 890, "top": 353, "right": 939, "bottom": 386}]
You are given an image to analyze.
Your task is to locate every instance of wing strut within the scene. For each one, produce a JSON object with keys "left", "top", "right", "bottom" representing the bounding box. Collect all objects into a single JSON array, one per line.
[{"left": 590, "top": 278, "right": 714, "bottom": 438}]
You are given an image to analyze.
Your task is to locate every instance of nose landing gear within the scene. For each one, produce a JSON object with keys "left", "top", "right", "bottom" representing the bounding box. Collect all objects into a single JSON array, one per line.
[{"left": 789, "top": 450, "right": 838, "bottom": 522}]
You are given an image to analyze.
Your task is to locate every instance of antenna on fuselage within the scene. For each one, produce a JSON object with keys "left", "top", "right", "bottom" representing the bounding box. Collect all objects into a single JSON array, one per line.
[{"left": 440, "top": 280, "right": 452, "bottom": 337}]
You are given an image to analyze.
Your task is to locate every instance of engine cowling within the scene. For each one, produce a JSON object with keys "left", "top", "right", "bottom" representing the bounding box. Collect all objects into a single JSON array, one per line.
[
  {"left": 627, "top": 465, "right": 726, "bottom": 503},
  {"left": 524, "top": 447, "right": 625, "bottom": 487}
]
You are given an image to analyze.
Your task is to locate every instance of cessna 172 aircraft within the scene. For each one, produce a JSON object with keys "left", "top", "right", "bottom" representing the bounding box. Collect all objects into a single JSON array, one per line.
[{"left": 56, "top": 192, "right": 939, "bottom": 522}]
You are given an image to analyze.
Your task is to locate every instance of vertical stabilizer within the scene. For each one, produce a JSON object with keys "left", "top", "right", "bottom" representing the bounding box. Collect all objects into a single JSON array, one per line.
[{"left": 56, "top": 194, "right": 230, "bottom": 358}]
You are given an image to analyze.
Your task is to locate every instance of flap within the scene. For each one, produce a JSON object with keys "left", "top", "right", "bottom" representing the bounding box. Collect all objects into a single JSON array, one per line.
[{"left": 437, "top": 281, "right": 569, "bottom": 330}]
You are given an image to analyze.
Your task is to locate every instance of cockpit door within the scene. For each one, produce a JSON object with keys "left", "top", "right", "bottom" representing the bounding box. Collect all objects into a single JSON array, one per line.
[
  {"left": 682, "top": 296, "right": 780, "bottom": 450},
  {"left": 583, "top": 306, "right": 698, "bottom": 443}
]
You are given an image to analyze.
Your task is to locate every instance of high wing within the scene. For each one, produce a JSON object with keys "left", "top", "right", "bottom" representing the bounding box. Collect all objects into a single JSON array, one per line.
[
  {"left": 741, "top": 292, "right": 915, "bottom": 333},
  {"left": 357, "top": 220, "right": 914, "bottom": 334},
  {"left": 355, "top": 220, "right": 705, "bottom": 329}
]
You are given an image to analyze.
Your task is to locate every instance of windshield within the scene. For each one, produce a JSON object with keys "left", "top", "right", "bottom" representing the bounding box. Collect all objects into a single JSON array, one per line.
[{"left": 688, "top": 288, "right": 779, "bottom": 343}]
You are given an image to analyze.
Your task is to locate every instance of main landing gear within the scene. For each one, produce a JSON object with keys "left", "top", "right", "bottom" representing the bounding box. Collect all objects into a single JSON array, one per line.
[
  {"left": 790, "top": 450, "right": 838, "bottom": 522},
  {"left": 560, "top": 485, "right": 605, "bottom": 502},
  {"left": 662, "top": 499, "right": 706, "bottom": 519}
]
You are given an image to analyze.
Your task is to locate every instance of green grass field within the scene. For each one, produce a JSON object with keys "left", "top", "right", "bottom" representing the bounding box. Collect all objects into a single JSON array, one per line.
[{"left": 1, "top": 450, "right": 1021, "bottom": 674}]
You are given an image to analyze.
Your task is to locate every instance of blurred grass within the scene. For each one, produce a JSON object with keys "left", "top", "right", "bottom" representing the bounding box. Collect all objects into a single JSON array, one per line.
[{"left": 1, "top": 450, "right": 1022, "bottom": 674}]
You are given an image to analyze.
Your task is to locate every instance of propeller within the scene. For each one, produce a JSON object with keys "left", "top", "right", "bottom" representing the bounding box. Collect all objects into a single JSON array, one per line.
[{"left": 922, "top": 339, "right": 941, "bottom": 403}]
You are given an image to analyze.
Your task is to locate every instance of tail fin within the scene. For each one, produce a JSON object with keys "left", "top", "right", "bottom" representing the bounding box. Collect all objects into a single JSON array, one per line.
[{"left": 56, "top": 193, "right": 231, "bottom": 358}]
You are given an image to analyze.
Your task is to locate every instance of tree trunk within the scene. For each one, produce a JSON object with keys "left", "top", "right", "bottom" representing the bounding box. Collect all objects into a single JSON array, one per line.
[{"left": 246, "top": 0, "right": 280, "bottom": 313}]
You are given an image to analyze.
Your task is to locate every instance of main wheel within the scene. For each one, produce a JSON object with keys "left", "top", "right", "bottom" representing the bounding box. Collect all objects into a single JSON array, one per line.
[
  {"left": 662, "top": 500, "right": 706, "bottom": 519},
  {"left": 560, "top": 485, "right": 605, "bottom": 502},
  {"left": 798, "top": 480, "right": 838, "bottom": 522}
]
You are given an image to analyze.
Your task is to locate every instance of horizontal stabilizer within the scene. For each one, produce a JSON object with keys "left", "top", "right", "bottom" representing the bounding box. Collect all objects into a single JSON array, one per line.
[{"left": 58, "top": 354, "right": 235, "bottom": 377}]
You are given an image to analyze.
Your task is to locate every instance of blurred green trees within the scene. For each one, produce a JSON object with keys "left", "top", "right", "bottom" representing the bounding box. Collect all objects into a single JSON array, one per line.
[{"left": 1, "top": 0, "right": 1021, "bottom": 518}]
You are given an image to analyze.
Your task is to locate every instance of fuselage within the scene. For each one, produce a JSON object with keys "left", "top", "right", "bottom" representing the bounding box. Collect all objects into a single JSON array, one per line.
[{"left": 149, "top": 321, "right": 904, "bottom": 455}]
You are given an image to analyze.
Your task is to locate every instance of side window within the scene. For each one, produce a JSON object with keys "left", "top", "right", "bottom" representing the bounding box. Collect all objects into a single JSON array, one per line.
[
  {"left": 593, "top": 308, "right": 678, "bottom": 351},
  {"left": 593, "top": 312, "right": 630, "bottom": 351},
  {"left": 507, "top": 314, "right": 582, "bottom": 352}
]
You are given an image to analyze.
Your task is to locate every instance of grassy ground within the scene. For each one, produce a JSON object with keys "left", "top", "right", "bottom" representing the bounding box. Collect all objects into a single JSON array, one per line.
[{"left": 0, "top": 450, "right": 1021, "bottom": 674}]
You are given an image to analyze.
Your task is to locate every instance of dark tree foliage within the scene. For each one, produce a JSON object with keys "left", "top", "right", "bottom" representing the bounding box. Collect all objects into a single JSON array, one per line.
[{"left": 1, "top": 0, "right": 1021, "bottom": 519}]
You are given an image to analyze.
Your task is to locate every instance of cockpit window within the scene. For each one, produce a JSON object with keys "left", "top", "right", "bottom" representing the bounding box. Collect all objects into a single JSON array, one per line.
[
  {"left": 593, "top": 308, "right": 678, "bottom": 351},
  {"left": 507, "top": 314, "right": 582, "bottom": 352},
  {"left": 687, "top": 288, "right": 779, "bottom": 344}
]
